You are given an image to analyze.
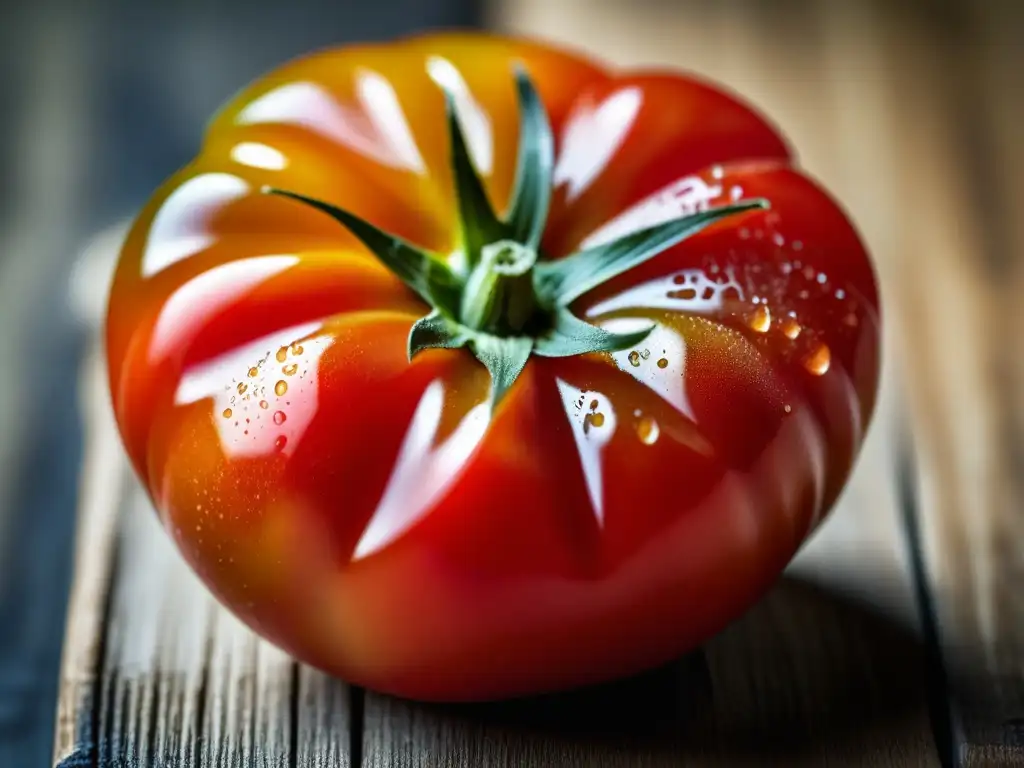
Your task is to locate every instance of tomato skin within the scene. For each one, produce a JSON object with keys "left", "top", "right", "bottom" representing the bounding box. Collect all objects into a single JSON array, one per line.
[{"left": 105, "top": 32, "right": 880, "bottom": 700}]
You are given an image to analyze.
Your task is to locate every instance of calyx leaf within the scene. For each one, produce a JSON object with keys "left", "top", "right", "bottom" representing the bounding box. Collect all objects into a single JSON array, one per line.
[
  {"left": 264, "top": 188, "right": 464, "bottom": 317},
  {"left": 534, "top": 200, "right": 769, "bottom": 307},
  {"left": 505, "top": 65, "right": 554, "bottom": 249},
  {"left": 533, "top": 309, "right": 653, "bottom": 358},
  {"left": 441, "top": 88, "right": 504, "bottom": 268},
  {"left": 407, "top": 311, "right": 471, "bottom": 360},
  {"left": 470, "top": 333, "right": 534, "bottom": 408}
]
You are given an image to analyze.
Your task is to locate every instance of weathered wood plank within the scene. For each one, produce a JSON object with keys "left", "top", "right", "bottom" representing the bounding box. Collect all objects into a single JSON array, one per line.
[
  {"left": 52, "top": 344, "right": 124, "bottom": 768},
  {"left": 884, "top": 1, "right": 1024, "bottom": 764},
  {"left": 353, "top": 0, "right": 941, "bottom": 765},
  {"left": 296, "top": 667, "right": 353, "bottom": 768}
]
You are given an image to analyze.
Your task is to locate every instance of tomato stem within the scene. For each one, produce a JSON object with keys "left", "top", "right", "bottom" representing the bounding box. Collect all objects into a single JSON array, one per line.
[{"left": 460, "top": 239, "right": 538, "bottom": 334}]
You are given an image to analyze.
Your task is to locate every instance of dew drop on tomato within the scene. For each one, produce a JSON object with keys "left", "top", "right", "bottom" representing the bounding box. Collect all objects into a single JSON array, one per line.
[
  {"left": 636, "top": 415, "right": 660, "bottom": 445},
  {"left": 804, "top": 344, "right": 831, "bottom": 376},
  {"left": 749, "top": 305, "right": 771, "bottom": 333}
]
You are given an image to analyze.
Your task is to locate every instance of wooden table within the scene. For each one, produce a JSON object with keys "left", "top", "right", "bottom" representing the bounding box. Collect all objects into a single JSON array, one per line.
[{"left": 51, "top": 1, "right": 1024, "bottom": 765}]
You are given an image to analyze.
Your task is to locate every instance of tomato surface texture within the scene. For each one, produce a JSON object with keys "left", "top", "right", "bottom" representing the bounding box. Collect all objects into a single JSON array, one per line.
[{"left": 106, "top": 32, "right": 881, "bottom": 701}]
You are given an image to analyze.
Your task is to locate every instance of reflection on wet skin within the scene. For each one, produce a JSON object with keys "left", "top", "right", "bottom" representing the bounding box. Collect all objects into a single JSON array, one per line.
[
  {"left": 174, "top": 321, "right": 328, "bottom": 460},
  {"left": 237, "top": 76, "right": 428, "bottom": 173},
  {"left": 354, "top": 379, "right": 490, "bottom": 560},
  {"left": 142, "top": 172, "right": 250, "bottom": 277},
  {"left": 149, "top": 254, "right": 300, "bottom": 361},
  {"left": 557, "top": 379, "right": 617, "bottom": 526}
]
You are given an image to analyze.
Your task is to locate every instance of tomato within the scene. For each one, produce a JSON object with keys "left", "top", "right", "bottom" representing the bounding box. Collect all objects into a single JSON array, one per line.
[{"left": 105, "top": 31, "right": 880, "bottom": 701}]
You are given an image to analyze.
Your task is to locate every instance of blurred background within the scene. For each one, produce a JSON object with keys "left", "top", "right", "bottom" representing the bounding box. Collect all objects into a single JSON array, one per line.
[{"left": 2, "top": 0, "right": 1021, "bottom": 766}]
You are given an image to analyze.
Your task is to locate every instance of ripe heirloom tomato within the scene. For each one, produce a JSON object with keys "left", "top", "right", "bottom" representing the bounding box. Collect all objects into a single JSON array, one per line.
[{"left": 106, "top": 31, "right": 880, "bottom": 701}]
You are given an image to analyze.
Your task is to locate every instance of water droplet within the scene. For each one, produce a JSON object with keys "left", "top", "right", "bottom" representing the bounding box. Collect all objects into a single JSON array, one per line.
[
  {"left": 835, "top": 289, "right": 846, "bottom": 300},
  {"left": 773, "top": 233, "right": 785, "bottom": 246},
  {"left": 817, "top": 272, "right": 827, "bottom": 284},
  {"left": 583, "top": 411, "right": 606, "bottom": 435},
  {"left": 668, "top": 287, "right": 697, "bottom": 300},
  {"left": 844, "top": 312, "right": 859, "bottom": 327},
  {"left": 273, "top": 411, "right": 287, "bottom": 425},
  {"left": 782, "top": 318, "right": 801, "bottom": 340},
  {"left": 276, "top": 347, "right": 288, "bottom": 363},
  {"left": 282, "top": 363, "right": 298, "bottom": 376},
  {"left": 730, "top": 185, "right": 744, "bottom": 201},
  {"left": 803, "top": 265, "right": 816, "bottom": 280},
  {"left": 222, "top": 408, "right": 232, "bottom": 419},
  {"left": 259, "top": 400, "right": 269, "bottom": 410},
  {"left": 739, "top": 227, "right": 750, "bottom": 240},
  {"left": 640, "top": 349, "right": 650, "bottom": 360},
  {"left": 275, "top": 380, "right": 288, "bottom": 396},
  {"left": 628, "top": 350, "right": 641, "bottom": 367},
  {"left": 781, "top": 262, "right": 792, "bottom": 275},
  {"left": 711, "top": 165, "right": 724, "bottom": 179},
  {"left": 247, "top": 366, "right": 259, "bottom": 378},
  {"left": 784, "top": 404, "right": 792, "bottom": 413},
  {"left": 804, "top": 344, "right": 831, "bottom": 376},
  {"left": 657, "top": 357, "right": 669, "bottom": 368},
  {"left": 237, "top": 382, "right": 248, "bottom": 395},
  {"left": 792, "top": 240, "right": 804, "bottom": 251},
  {"left": 636, "top": 416, "right": 660, "bottom": 445},
  {"left": 749, "top": 305, "right": 771, "bottom": 333}
]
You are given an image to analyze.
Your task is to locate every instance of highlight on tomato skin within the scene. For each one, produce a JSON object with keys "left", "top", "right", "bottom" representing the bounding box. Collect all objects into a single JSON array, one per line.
[{"left": 104, "top": 30, "right": 881, "bottom": 702}]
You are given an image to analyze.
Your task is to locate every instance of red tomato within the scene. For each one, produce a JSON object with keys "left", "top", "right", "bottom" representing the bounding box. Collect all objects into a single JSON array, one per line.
[{"left": 106, "top": 32, "right": 880, "bottom": 701}]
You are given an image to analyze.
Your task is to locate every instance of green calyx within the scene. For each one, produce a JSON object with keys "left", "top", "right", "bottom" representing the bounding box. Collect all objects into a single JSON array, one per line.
[{"left": 264, "top": 66, "right": 768, "bottom": 409}]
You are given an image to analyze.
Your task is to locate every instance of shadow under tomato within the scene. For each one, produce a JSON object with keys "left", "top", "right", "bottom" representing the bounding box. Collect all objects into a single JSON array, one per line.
[{"left": 373, "top": 575, "right": 935, "bottom": 763}]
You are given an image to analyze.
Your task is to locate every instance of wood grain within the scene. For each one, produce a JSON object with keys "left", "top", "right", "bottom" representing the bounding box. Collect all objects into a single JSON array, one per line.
[
  {"left": 881, "top": 1, "right": 1024, "bottom": 764},
  {"left": 52, "top": 344, "right": 124, "bottom": 768}
]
